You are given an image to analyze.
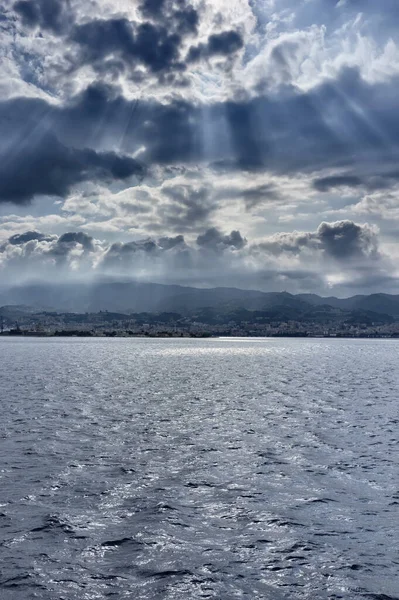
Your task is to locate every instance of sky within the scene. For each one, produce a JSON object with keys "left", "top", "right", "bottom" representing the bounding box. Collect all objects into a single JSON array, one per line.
[{"left": 1, "top": 0, "right": 399, "bottom": 296}]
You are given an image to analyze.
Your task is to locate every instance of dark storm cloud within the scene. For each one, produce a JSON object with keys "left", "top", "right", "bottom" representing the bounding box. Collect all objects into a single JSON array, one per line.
[
  {"left": 187, "top": 30, "right": 244, "bottom": 62},
  {"left": 172, "top": 6, "right": 199, "bottom": 36},
  {"left": 140, "top": 0, "right": 199, "bottom": 35},
  {"left": 255, "top": 221, "right": 378, "bottom": 262},
  {"left": 128, "top": 22, "right": 181, "bottom": 74},
  {"left": 314, "top": 170, "right": 399, "bottom": 193},
  {"left": 101, "top": 239, "right": 158, "bottom": 269},
  {"left": 158, "top": 234, "right": 185, "bottom": 250},
  {"left": 0, "top": 230, "right": 54, "bottom": 253},
  {"left": 3, "top": 67, "right": 399, "bottom": 204},
  {"left": 0, "top": 5, "right": 17, "bottom": 35},
  {"left": 313, "top": 175, "right": 364, "bottom": 191},
  {"left": 317, "top": 221, "right": 378, "bottom": 260},
  {"left": 104, "top": 67, "right": 399, "bottom": 174},
  {"left": 12, "top": 0, "right": 203, "bottom": 84},
  {"left": 0, "top": 229, "right": 99, "bottom": 275},
  {"left": 17, "top": 0, "right": 201, "bottom": 84},
  {"left": 12, "top": 0, "right": 199, "bottom": 40},
  {"left": 0, "top": 131, "right": 144, "bottom": 204},
  {"left": 47, "top": 232, "right": 96, "bottom": 262},
  {"left": 7, "top": 231, "right": 49, "bottom": 245},
  {"left": 57, "top": 232, "right": 94, "bottom": 251},
  {"left": 11, "top": 0, "right": 245, "bottom": 89},
  {"left": 70, "top": 18, "right": 184, "bottom": 77},
  {"left": 11, "top": 231, "right": 94, "bottom": 254},
  {"left": 13, "top": 0, "right": 71, "bottom": 33},
  {"left": 139, "top": 0, "right": 167, "bottom": 19},
  {"left": 70, "top": 19, "right": 135, "bottom": 64}
]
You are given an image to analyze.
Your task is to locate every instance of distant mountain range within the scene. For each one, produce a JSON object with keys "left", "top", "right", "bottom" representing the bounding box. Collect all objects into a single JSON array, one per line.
[{"left": 1, "top": 280, "right": 399, "bottom": 319}]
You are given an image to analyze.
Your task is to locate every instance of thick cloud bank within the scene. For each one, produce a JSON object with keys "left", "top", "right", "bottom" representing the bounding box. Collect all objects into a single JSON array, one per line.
[
  {"left": 0, "top": 132, "right": 144, "bottom": 204},
  {"left": 0, "top": 221, "right": 396, "bottom": 296}
]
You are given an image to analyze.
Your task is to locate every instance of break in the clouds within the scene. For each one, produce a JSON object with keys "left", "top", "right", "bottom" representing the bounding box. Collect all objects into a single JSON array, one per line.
[{"left": 1, "top": 0, "right": 399, "bottom": 294}]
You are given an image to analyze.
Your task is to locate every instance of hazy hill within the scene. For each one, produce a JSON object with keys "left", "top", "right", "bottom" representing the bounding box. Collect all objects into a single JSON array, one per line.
[
  {"left": 1, "top": 280, "right": 399, "bottom": 317},
  {"left": 0, "top": 281, "right": 274, "bottom": 314},
  {"left": 298, "top": 293, "right": 399, "bottom": 316}
]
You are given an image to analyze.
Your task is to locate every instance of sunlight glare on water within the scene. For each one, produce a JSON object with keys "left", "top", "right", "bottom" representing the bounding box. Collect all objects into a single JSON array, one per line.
[{"left": 0, "top": 336, "right": 398, "bottom": 600}]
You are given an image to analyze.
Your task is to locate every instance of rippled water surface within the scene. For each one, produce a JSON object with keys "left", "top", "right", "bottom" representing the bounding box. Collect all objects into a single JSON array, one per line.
[{"left": 1, "top": 337, "right": 399, "bottom": 599}]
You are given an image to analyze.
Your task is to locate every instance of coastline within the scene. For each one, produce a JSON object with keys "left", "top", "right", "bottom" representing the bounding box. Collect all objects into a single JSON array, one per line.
[{"left": 1, "top": 331, "right": 398, "bottom": 340}]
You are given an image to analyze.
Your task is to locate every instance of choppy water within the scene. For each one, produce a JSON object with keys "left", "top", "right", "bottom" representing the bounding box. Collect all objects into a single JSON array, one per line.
[{"left": 0, "top": 337, "right": 399, "bottom": 599}]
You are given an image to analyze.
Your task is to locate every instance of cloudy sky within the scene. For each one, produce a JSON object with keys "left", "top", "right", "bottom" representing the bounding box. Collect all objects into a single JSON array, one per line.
[{"left": 1, "top": 0, "right": 399, "bottom": 296}]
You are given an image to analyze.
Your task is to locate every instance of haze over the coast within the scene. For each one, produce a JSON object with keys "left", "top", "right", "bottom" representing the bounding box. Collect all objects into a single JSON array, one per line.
[{"left": 1, "top": 0, "right": 399, "bottom": 296}]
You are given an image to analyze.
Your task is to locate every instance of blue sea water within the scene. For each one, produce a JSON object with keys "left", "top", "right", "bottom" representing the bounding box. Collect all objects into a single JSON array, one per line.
[{"left": 0, "top": 336, "right": 398, "bottom": 599}]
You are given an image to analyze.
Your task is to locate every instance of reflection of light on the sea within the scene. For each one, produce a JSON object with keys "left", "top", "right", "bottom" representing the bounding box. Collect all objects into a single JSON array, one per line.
[{"left": 161, "top": 344, "right": 279, "bottom": 357}]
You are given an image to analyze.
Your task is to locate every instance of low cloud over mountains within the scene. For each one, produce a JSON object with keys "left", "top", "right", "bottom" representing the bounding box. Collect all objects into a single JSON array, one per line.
[{"left": 0, "top": 220, "right": 396, "bottom": 296}]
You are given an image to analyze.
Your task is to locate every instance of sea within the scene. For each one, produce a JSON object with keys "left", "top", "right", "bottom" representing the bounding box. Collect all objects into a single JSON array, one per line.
[{"left": 0, "top": 336, "right": 398, "bottom": 599}]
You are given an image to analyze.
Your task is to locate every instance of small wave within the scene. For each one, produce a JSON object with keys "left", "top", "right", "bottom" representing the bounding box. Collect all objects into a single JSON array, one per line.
[
  {"left": 267, "top": 517, "right": 305, "bottom": 527},
  {"left": 90, "top": 574, "right": 127, "bottom": 581},
  {"left": 138, "top": 569, "right": 192, "bottom": 580},
  {"left": 305, "top": 497, "right": 337, "bottom": 504},
  {"left": 100, "top": 537, "right": 136, "bottom": 548},
  {"left": 31, "top": 514, "right": 75, "bottom": 535},
  {"left": 243, "top": 539, "right": 272, "bottom": 548},
  {"left": 264, "top": 564, "right": 294, "bottom": 572},
  {"left": 184, "top": 481, "right": 215, "bottom": 488},
  {"left": 120, "top": 467, "right": 136, "bottom": 474},
  {"left": 1, "top": 573, "right": 45, "bottom": 590},
  {"left": 156, "top": 502, "right": 178, "bottom": 511},
  {"left": 364, "top": 595, "right": 399, "bottom": 600}
]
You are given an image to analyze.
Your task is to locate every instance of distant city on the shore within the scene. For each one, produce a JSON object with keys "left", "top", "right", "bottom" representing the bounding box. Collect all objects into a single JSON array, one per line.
[{"left": 2, "top": 281, "right": 399, "bottom": 339}]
